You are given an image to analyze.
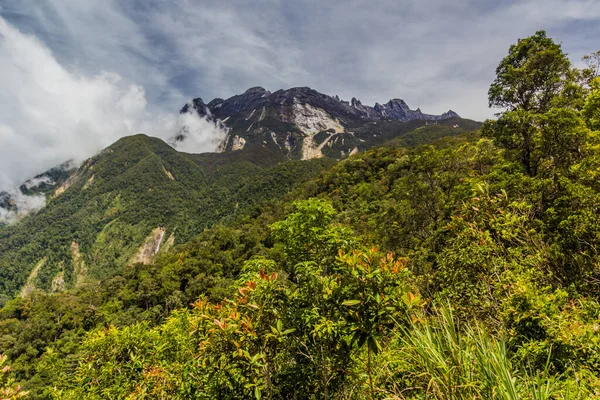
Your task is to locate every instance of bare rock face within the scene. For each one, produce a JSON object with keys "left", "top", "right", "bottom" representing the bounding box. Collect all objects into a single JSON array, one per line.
[
  {"left": 19, "top": 257, "right": 47, "bottom": 297},
  {"left": 188, "top": 86, "right": 459, "bottom": 125},
  {"left": 71, "top": 241, "right": 87, "bottom": 288},
  {"left": 132, "top": 227, "right": 166, "bottom": 265},
  {"left": 175, "top": 86, "right": 461, "bottom": 160}
]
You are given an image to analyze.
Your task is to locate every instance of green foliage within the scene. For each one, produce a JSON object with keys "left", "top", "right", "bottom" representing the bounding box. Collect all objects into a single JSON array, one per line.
[
  {"left": 2, "top": 30, "right": 600, "bottom": 399},
  {"left": 581, "top": 51, "right": 600, "bottom": 87},
  {"left": 483, "top": 31, "right": 593, "bottom": 177},
  {"left": 481, "top": 107, "right": 591, "bottom": 177},
  {"left": 57, "top": 202, "right": 418, "bottom": 399},
  {"left": 582, "top": 77, "right": 600, "bottom": 130},
  {"left": 0, "top": 135, "right": 332, "bottom": 304},
  {"left": 0, "top": 354, "right": 29, "bottom": 399},
  {"left": 0, "top": 137, "right": 333, "bottom": 395},
  {"left": 488, "top": 30, "right": 575, "bottom": 113},
  {"left": 270, "top": 198, "right": 354, "bottom": 269}
]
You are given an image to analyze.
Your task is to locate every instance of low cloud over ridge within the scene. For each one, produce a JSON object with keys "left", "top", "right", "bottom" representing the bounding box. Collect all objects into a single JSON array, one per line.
[{"left": 0, "top": 16, "right": 225, "bottom": 193}]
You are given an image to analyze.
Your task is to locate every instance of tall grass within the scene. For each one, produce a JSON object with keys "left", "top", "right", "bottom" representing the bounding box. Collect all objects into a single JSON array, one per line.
[{"left": 395, "top": 307, "right": 567, "bottom": 400}]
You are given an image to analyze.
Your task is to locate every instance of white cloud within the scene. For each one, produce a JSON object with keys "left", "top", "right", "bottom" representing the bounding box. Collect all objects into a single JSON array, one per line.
[
  {"left": 0, "top": 16, "right": 225, "bottom": 192},
  {"left": 171, "top": 110, "right": 228, "bottom": 154},
  {"left": 23, "top": 176, "right": 54, "bottom": 190},
  {"left": 0, "top": 189, "right": 46, "bottom": 224}
]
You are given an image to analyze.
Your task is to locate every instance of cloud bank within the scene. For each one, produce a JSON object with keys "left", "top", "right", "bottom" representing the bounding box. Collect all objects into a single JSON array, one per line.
[
  {"left": 0, "top": 16, "right": 225, "bottom": 193},
  {"left": 0, "top": 189, "right": 46, "bottom": 224}
]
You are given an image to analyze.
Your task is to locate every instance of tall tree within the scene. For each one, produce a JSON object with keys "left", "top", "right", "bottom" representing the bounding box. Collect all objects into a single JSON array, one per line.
[
  {"left": 583, "top": 78, "right": 600, "bottom": 131},
  {"left": 483, "top": 31, "right": 589, "bottom": 177},
  {"left": 488, "top": 30, "right": 573, "bottom": 113},
  {"left": 582, "top": 51, "right": 600, "bottom": 87}
]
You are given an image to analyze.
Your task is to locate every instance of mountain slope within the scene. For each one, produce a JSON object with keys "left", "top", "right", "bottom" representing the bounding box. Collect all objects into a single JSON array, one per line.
[
  {"left": 0, "top": 134, "right": 337, "bottom": 303},
  {"left": 0, "top": 135, "right": 204, "bottom": 299},
  {"left": 0, "top": 99, "right": 479, "bottom": 396}
]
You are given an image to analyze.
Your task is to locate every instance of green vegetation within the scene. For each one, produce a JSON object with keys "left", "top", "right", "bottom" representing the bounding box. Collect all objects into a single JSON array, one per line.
[
  {"left": 0, "top": 135, "right": 332, "bottom": 302},
  {"left": 0, "top": 31, "right": 599, "bottom": 398}
]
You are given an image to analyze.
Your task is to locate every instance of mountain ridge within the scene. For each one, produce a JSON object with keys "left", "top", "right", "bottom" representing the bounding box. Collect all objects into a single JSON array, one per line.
[
  {"left": 176, "top": 86, "right": 464, "bottom": 160},
  {"left": 182, "top": 86, "right": 458, "bottom": 122}
]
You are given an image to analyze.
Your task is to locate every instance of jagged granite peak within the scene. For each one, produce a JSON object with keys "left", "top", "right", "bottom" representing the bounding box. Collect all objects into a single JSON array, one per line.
[
  {"left": 207, "top": 98, "right": 224, "bottom": 109},
  {"left": 206, "top": 87, "right": 272, "bottom": 119},
  {"left": 180, "top": 97, "right": 212, "bottom": 119},
  {"left": 245, "top": 86, "right": 269, "bottom": 94},
  {"left": 175, "top": 86, "right": 468, "bottom": 161},
  {"left": 183, "top": 86, "right": 459, "bottom": 123},
  {"left": 372, "top": 98, "right": 460, "bottom": 122},
  {"left": 442, "top": 110, "right": 460, "bottom": 118}
]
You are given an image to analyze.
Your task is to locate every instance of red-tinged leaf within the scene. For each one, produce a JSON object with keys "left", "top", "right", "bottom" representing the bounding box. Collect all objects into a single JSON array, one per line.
[{"left": 214, "top": 319, "right": 226, "bottom": 330}]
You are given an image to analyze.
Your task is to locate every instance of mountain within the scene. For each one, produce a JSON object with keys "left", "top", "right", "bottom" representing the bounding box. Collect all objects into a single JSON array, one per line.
[
  {"left": 0, "top": 134, "right": 335, "bottom": 301},
  {"left": 174, "top": 86, "right": 468, "bottom": 160},
  {"left": 0, "top": 87, "right": 481, "bottom": 397},
  {"left": 0, "top": 129, "right": 483, "bottom": 397},
  {"left": 0, "top": 85, "right": 480, "bottom": 303},
  {"left": 0, "top": 86, "right": 480, "bottom": 303}
]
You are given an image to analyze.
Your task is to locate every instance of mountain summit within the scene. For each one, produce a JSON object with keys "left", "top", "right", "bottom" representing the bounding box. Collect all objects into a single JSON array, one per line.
[{"left": 175, "top": 87, "right": 461, "bottom": 160}]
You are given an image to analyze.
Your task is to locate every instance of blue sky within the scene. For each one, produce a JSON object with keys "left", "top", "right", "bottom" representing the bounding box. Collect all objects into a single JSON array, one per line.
[{"left": 0, "top": 0, "right": 599, "bottom": 191}]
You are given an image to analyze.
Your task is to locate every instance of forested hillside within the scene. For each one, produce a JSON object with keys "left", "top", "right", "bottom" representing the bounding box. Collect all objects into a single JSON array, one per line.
[{"left": 1, "top": 31, "right": 600, "bottom": 399}]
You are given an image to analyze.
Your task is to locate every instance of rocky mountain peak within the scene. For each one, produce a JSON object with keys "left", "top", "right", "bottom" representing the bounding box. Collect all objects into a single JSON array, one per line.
[
  {"left": 180, "top": 97, "right": 210, "bottom": 117},
  {"left": 182, "top": 86, "right": 459, "bottom": 124},
  {"left": 175, "top": 86, "right": 464, "bottom": 160},
  {"left": 207, "top": 98, "right": 224, "bottom": 108},
  {"left": 244, "top": 86, "right": 270, "bottom": 95},
  {"left": 386, "top": 98, "right": 410, "bottom": 110},
  {"left": 442, "top": 109, "right": 460, "bottom": 118}
]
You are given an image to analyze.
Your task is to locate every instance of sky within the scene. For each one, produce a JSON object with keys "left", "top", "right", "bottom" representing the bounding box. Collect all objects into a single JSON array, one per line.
[{"left": 0, "top": 0, "right": 599, "bottom": 195}]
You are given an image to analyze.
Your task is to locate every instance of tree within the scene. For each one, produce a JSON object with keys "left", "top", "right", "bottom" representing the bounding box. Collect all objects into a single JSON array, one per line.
[
  {"left": 488, "top": 31, "right": 573, "bottom": 113},
  {"left": 582, "top": 51, "right": 600, "bottom": 87},
  {"left": 583, "top": 78, "right": 600, "bottom": 131},
  {"left": 270, "top": 198, "right": 354, "bottom": 273},
  {"left": 336, "top": 248, "right": 415, "bottom": 399},
  {"left": 483, "top": 32, "right": 589, "bottom": 177},
  {"left": 481, "top": 111, "right": 539, "bottom": 175}
]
